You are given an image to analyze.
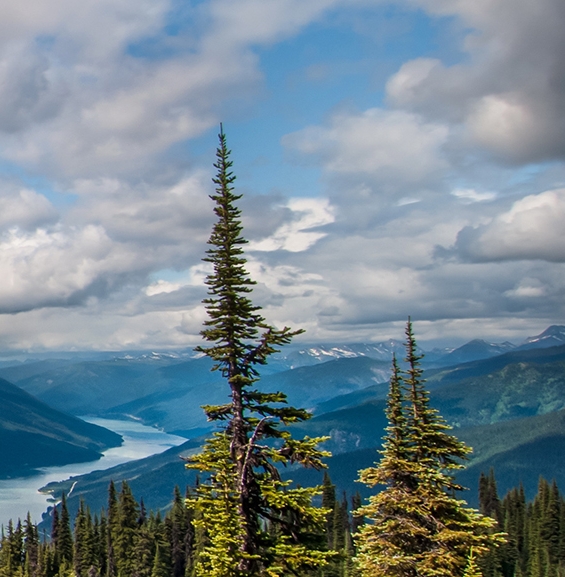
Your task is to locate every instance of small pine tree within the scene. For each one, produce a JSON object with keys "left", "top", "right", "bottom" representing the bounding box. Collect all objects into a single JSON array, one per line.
[
  {"left": 464, "top": 549, "right": 484, "bottom": 577},
  {"left": 114, "top": 482, "right": 139, "bottom": 577},
  {"left": 322, "top": 473, "right": 337, "bottom": 549},
  {"left": 355, "top": 319, "right": 505, "bottom": 577},
  {"left": 56, "top": 495, "right": 73, "bottom": 568}
]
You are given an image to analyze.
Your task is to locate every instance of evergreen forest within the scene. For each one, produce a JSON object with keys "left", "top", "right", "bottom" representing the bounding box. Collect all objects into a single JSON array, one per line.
[{"left": 1, "top": 469, "right": 564, "bottom": 577}]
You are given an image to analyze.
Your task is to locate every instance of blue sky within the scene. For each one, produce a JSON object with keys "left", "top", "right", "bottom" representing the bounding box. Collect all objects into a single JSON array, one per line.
[{"left": 0, "top": 0, "right": 563, "bottom": 351}]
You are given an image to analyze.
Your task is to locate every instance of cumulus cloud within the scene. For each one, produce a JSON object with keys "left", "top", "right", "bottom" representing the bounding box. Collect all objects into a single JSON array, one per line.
[
  {"left": 0, "top": 187, "right": 58, "bottom": 229},
  {"left": 284, "top": 108, "right": 449, "bottom": 187},
  {"left": 0, "top": 0, "right": 562, "bottom": 350},
  {"left": 0, "top": 0, "right": 346, "bottom": 181},
  {"left": 450, "top": 188, "right": 565, "bottom": 262},
  {"left": 0, "top": 225, "right": 118, "bottom": 312},
  {"left": 386, "top": 0, "right": 565, "bottom": 163},
  {"left": 69, "top": 172, "right": 214, "bottom": 248}
]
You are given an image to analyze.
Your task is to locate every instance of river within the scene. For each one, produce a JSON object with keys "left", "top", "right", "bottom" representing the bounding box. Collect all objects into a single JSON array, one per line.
[{"left": 0, "top": 418, "right": 186, "bottom": 527}]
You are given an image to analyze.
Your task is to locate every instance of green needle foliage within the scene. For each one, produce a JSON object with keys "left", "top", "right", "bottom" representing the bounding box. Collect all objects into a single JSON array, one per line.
[
  {"left": 186, "top": 126, "right": 332, "bottom": 577},
  {"left": 354, "top": 319, "right": 505, "bottom": 577}
]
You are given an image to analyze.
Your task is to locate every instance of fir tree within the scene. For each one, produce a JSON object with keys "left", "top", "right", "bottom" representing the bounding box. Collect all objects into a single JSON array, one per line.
[
  {"left": 23, "top": 514, "right": 39, "bottom": 577},
  {"left": 322, "top": 472, "right": 337, "bottom": 549},
  {"left": 114, "top": 482, "right": 139, "bottom": 577},
  {"left": 355, "top": 320, "right": 505, "bottom": 577},
  {"left": 106, "top": 482, "right": 118, "bottom": 577},
  {"left": 73, "top": 501, "right": 95, "bottom": 577},
  {"left": 351, "top": 493, "right": 364, "bottom": 534},
  {"left": 56, "top": 495, "right": 73, "bottom": 568},
  {"left": 479, "top": 470, "right": 502, "bottom": 525},
  {"left": 187, "top": 126, "right": 332, "bottom": 577},
  {"left": 463, "top": 549, "right": 483, "bottom": 577}
]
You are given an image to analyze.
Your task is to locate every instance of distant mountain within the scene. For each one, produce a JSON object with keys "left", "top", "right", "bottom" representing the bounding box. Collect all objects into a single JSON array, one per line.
[
  {"left": 7, "top": 354, "right": 393, "bottom": 435},
  {"left": 435, "top": 339, "right": 516, "bottom": 365},
  {"left": 310, "top": 345, "right": 565, "bottom": 437},
  {"left": 103, "top": 356, "right": 393, "bottom": 435},
  {"left": 518, "top": 325, "right": 565, "bottom": 350},
  {"left": 281, "top": 341, "right": 406, "bottom": 368},
  {"left": 0, "top": 378, "right": 122, "bottom": 478},
  {"left": 8, "top": 357, "right": 217, "bottom": 417},
  {"left": 290, "top": 409, "right": 565, "bottom": 506}
]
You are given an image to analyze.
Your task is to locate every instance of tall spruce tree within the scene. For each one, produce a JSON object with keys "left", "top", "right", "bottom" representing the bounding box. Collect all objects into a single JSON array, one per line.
[
  {"left": 187, "top": 126, "right": 332, "bottom": 577},
  {"left": 355, "top": 319, "right": 505, "bottom": 577}
]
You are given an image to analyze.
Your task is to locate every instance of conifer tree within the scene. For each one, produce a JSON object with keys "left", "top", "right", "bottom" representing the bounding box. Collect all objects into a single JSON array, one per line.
[
  {"left": 322, "top": 473, "right": 337, "bottom": 549},
  {"left": 187, "top": 126, "right": 332, "bottom": 577},
  {"left": 351, "top": 493, "right": 364, "bottom": 534},
  {"left": 74, "top": 501, "right": 95, "bottom": 577},
  {"left": 106, "top": 482, "right": 118, "bottom": 577},
  {"left": 463, "top": 549, "right": 483, "bottom": 577},
  {"left": 355, "top": 320, "right": 505, "bottom": 577},
  {"left": 92, "top": 514, "right": 107, "bottom": 577},
  {"left": 115, "top": 481, "right": 139, "bottom": 577},
  {"left": 56, "top": 494, "right": 73, "bottom": 568},
  {"left": 23, "top": 514, "right": 39, "bottom": 577}
]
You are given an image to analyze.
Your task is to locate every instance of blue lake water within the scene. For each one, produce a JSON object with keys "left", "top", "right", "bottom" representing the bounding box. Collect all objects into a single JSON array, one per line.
[{"left": 0, "top": 418, "right": 186, "bottom": 527}]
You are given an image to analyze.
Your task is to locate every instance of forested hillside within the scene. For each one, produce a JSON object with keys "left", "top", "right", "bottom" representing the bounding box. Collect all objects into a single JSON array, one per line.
[{"left": 0, "top": 378, "right": 121, "bottom": 478}]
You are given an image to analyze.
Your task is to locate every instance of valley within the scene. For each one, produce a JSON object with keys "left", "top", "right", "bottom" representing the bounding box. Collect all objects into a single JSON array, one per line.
[{"left": 0, "top": 325, "right": 561, "bottom": 530}]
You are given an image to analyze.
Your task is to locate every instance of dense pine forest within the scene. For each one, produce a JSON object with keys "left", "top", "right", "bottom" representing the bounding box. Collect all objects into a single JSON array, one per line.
[{"left": 1, "top": 472, "right": 564, "bottom": 577}]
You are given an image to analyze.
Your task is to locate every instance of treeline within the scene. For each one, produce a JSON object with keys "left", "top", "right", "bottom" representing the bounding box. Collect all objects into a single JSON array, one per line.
[
  {"left": 0, "top": 476, "right": 363, "bottom": 577},
  {"left": 0, "top": 482, "right": 194, "bottom": 577},
  {"left": 3, "top": 472, "right": 565, "bottom": 577},
  {"left": 479, "top": 472, "right": 565, "bottom": 577}
]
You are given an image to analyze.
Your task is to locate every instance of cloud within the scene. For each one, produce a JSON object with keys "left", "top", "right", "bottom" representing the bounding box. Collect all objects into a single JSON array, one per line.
[
  {"left": 386, "top": 0, "right": 565, "bottom": 163},
  {"left": 0, "top": 0, "right": 347, "bottom": 181},
  {"left": 0, "top": 186, "right": 58, "bottom": 229},
  {"left": 0, "top": 225, "right": 118, "bottom": 312},
  {"left": 451, "top": 188, "right": 497, "bottom": 203},
  {"left": 248, "top": 198, "right": 334, "bottom": 252},
  {"left": 284, "top": 108, "right": 449, "bottom": 187},
  {"left": 0, "top": 0, "right": 562, "bottom": 351},
  {"left": 449, "top": 188, "right": 565, "bottom": 262},
  {"left": 68, "top": 172, "right": 214, "bottom": 249}
]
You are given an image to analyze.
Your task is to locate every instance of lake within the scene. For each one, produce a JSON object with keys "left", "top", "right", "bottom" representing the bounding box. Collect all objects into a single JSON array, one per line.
[{"left": 0, "top": 418, "right": 186, "bottom": 527}]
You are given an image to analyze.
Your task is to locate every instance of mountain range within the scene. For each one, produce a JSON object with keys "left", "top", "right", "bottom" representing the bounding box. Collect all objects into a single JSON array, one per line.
[{"left": 1, "top": 324, "right": 564, "bottom": 527}]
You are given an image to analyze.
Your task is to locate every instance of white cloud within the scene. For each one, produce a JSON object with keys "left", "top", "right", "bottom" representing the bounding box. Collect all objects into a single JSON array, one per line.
[
  {"left": 68, "top": 172, "right": 214, "bottom": 247},
  {"left": 248, "top": 198, "right": 334, "bottom": 252},
  {"left": 145, "top": 280, "right": 183, "bottom": 297},
  {"left": 0, "top": 0, "right": 350, "bottom": 181},
  {"left": 284, "top": 108, "right": 449, "bottom": 186},
  {"left": 0, "top": 187, "right": 57, "bottom": 229},
  {"left": 452, "top": 188, "right": 565, "bottom": 262},
  {"left": 451, "top": 188, "right": 497, "bottom": 203},
  {"left": 0, "top": 0, "right": 562, "bottom": 350},
  {"left": 0, "top": 225, "right": 115, "bottom": 312},
  {"left": 206, "top": 0, "right": 342, "bottom": 48},
  {"left": 386, "top": 0, "right": 565, "bottom": 163},
  {"left": 504, "top": 279, "right": 546, "bottom": 299}
]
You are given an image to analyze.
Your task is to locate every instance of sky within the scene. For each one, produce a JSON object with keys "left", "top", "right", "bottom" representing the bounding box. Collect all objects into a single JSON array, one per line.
[{"left": 0, "top": 0, "right": 563, "bottom": 352}]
